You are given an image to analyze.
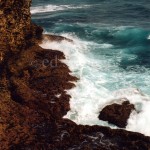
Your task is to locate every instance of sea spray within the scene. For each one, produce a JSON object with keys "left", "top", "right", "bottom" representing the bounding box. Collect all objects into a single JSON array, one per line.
[
  {"left": 31, "top": 0, "right": 150, "bottom": 137},
  {"left": 31, "top": 4, "right": 91, "bottom": 14},
  {"left": 40, "top": 32, "right": 150, "bottom": 136}
]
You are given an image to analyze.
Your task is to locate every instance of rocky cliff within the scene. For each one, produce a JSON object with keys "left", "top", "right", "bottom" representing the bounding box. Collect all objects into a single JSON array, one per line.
[
  {"left": 0, "top": 0, "right": 42, "bottom": 53},
  {"left": 0, "top": 0, "right": 150, "bottom": 149}
]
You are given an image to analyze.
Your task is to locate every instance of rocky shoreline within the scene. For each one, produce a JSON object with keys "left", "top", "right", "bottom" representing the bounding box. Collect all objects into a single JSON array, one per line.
[{"left": 0, "top": 0, "right": 150, "bottom": 149}]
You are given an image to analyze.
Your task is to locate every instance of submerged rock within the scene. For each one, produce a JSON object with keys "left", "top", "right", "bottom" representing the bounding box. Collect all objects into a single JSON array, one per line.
[
  {"left": 99, "top": 101, "right": 135, "bottom": 128},
  {"left": 42, "top": 34, "right": 73, "bottom": 43}
]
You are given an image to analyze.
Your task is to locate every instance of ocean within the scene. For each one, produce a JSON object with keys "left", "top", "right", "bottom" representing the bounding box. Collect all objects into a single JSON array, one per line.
[{"left": 31, "top": 0, "right": 150, "bottom": 136}]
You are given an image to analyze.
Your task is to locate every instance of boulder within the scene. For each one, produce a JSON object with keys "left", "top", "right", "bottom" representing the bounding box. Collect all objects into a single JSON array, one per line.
[{"left": 99, "top": 101, "right": 135, "bottom": 128}]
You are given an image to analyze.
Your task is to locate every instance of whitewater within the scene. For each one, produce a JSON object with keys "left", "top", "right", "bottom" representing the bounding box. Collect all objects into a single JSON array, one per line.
[
  {"left": 31, "top": 4, "right": 91, "bottom": 14},
  {"left": 31, "top": 1, "right": 150, "bottom": 136}
]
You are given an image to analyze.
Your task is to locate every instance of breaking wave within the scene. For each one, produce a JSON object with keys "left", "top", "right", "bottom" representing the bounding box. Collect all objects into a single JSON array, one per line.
[
  {"left": 31, "top": 4, "right": 90, "bottom": 14},
  {"left": 40, "top": 30, "right": 150, "bottom": 136}
]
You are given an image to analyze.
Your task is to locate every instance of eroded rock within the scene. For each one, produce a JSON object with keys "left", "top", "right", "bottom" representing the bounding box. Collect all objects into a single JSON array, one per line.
[{"left": 99, "top": 101, "right": 135, "bottom": 128}]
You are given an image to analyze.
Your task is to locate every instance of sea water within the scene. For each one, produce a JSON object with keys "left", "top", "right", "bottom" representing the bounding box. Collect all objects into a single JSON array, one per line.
[{"left": 31, "top": 0, "right": 150, "bottom": 136}]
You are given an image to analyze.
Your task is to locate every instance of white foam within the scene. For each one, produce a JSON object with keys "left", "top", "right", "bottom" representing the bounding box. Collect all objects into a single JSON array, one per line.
[
  {"left": 126, "top": 102, "right": 150, "bottom": 136},
  {"left": 31, "top": 4, "right": 90, "bottom": 14},
  {"left": 40, "top": 33, "right": 113, "bottom": 126},
  {"left": 112, "top": 87, "right": 150, "bottom": 136},
  {"left": 40, "top": 33, "right": 150, "bottom": 136},
  {"left": 40, "top": 33, "right": 96, "bottom": 73},
  {"left": 147, "top": 35, "right": 150, "bottom": 40}
]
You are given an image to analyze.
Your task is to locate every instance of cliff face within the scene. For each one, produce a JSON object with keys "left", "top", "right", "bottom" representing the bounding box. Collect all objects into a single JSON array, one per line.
[
  {"left": 0, "top": 0, "right": 30, "bottom": 51},
  {"left": 0, "top": 0, "right": 77, "bottom": 149},
  {"left": 0, "top": 0, "right": 43, "bottom": 63},
  {"left": 0, "top": 0, "right": 150, "bottom": 150}
]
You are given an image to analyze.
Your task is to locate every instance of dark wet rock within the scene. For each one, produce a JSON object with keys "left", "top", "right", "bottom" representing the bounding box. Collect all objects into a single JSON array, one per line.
[
  {"left": 42, "top": 34, "right": 73, "bottom": 43},
  {"left": 50, "top": 119, "right": 150, "bottom": 150},
  {"left": 99, "top": 101, "right": 135, "bottom": 128},
  {"left": 0, "top": 0, "right": 150, "bottom": 150}
]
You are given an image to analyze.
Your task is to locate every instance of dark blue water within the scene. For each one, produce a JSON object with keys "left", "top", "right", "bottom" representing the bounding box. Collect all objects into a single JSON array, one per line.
[
  {"left": 32, "top": 0, "right": 150, "bottom": 68},
  {"left": 32, "top": 0, "right": 150, "bottom": 27},
  {"left": 31, "top": 0, "right": 150, "bottom": 136}
]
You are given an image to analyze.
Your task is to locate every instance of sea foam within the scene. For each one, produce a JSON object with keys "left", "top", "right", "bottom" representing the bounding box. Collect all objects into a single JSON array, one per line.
[
  {"left": 31, "top": 4, "right": 90, "bottom": 14},
  {"left": 40, "top": 33, "right": 150, "bottom": 136}
]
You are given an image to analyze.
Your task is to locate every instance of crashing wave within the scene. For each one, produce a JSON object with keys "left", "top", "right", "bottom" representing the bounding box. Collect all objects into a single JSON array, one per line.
[
  {"left": 31, "top": 4, "right": 90, "bottom": 14},
  {"left": 39, "top": 31, "right": 150, "bottom": 136}
]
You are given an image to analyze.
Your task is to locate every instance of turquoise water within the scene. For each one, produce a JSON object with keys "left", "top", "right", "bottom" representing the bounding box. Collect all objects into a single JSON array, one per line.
[{"left": 31, "top": 0, "right": 150, "bottom": 136}]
